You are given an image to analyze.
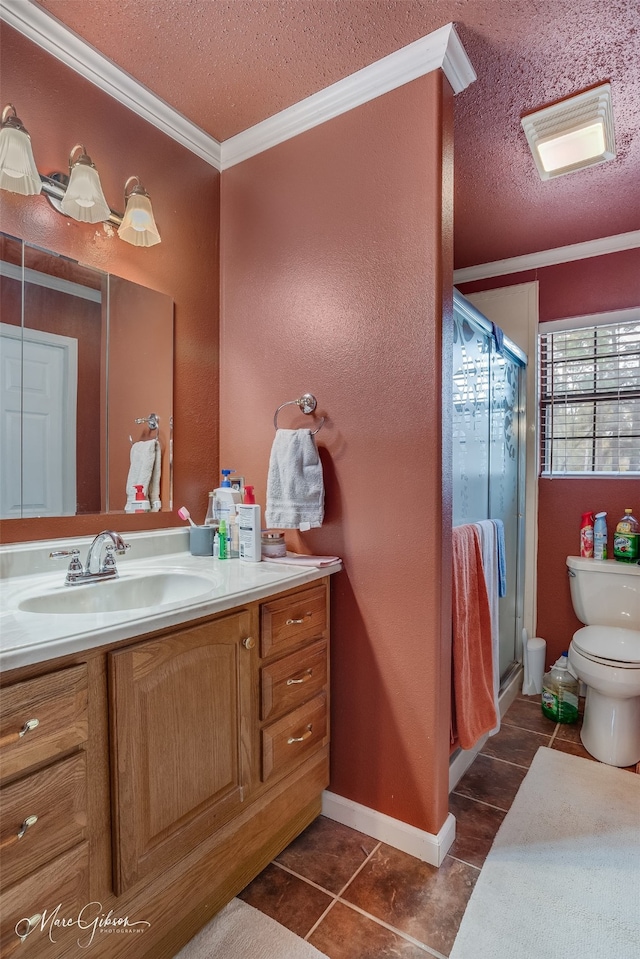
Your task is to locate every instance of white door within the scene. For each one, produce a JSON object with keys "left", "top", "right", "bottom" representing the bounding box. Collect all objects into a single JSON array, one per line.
[{"left": 0, "top": 324, "right": 77, "bottom": 518}]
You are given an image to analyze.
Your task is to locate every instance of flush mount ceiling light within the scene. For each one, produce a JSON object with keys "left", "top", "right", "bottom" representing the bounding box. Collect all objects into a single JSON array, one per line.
[
  {"left": 117, "top": 176, "right": 161, "bottom": 247},
  {"left": 521, "top": 83, "right": 616, "bottom": 180},
  {"left": 0, "top": 104, "right": 42, "bottom": 195},
  {"left": 60, "top": 144, "right": 111, "bottom": 223}
]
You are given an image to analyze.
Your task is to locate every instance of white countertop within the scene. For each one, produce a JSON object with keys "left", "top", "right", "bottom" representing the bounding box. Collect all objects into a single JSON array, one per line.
[{"left": 0, "top": 530, "right": 341, "bottom": 672}]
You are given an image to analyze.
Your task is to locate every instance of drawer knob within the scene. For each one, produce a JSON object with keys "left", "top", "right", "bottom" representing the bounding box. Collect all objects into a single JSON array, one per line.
[
  {"left": 285, "top": 613, "right": 312, "bottom": 626},
  {"left": 286, "top": 668, "right": 313, "bottom": 686},
  {"left": 16, "top": 914, "right": 42, "bottom": 943},
  {"left": 17, "top": 815, "right": 38, "bottom": 840},
  {"left": 19, "top": 719, "right": 40, "bottom": 738},
  {"left": 242, "top": 636, "right": 256, "bottom": 650},
  {"left": 288, "top": 723, "right": 313, "bottom": 744}
]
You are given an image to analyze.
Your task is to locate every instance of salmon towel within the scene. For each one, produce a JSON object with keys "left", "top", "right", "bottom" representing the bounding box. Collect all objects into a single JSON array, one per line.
[{"left": 451, "top": 525, "right": 498, "bottom": 750}]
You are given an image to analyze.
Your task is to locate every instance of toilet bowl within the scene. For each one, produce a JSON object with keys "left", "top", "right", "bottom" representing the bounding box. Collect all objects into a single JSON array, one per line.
[{"left": 566, "top": 556, "right": 640, "bottom": 767}]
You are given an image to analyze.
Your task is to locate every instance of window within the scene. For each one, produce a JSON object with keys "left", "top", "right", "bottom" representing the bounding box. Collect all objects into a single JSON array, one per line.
[{"left": 539, "top": 319, "right": 640, "bottom": 476}]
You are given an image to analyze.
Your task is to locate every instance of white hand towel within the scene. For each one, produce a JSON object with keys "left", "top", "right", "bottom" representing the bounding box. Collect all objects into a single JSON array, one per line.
[
  {"left": 265, "top": 429, "right": 324, "bottom": 530},
  {"left": 125, "top": 439, "right": 161, "bottom": 511}
]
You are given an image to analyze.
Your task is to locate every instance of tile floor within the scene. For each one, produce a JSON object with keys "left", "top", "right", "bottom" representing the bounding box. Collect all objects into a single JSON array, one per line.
[{"left": 239, "top": 692, "right": 639, "bottom": 958}]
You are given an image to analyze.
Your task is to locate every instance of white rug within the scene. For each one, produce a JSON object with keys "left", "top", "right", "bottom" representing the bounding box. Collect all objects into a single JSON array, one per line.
[
  {"left": 174, "top": 898, "right": 329, "bottom": 959},
  {"left": 450, "top": 746, "right": 640, "bottom": 959}
]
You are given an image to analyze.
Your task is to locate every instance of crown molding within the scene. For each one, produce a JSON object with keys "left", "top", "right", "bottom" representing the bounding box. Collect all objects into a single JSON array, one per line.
[
  {"left": 221, "top": 23, "right": 475, "bottom": 169},
  {"left": 2, "top": 4, "right": 475, "bottom": 172},
  {"left": 0, "top": 0, "right": 222, "bottom": 170},
  {"left": 453, "top": 231, "right": 640, "bottom": 284}
]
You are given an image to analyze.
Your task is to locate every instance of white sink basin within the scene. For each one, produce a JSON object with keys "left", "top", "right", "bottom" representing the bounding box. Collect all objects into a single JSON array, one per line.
[{"left": 17, "top": 570, "right": 217, "bottom": 615}]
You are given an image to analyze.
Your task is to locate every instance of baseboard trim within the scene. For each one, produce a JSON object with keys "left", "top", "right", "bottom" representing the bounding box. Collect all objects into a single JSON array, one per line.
[{"left": 321, "top": 791, "right": 455, "bottom": 868}]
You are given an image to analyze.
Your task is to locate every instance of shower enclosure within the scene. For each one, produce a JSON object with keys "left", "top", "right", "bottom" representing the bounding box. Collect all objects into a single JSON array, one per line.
[{"left": 452, "top": 290, "right": 527, "bottom": 684}]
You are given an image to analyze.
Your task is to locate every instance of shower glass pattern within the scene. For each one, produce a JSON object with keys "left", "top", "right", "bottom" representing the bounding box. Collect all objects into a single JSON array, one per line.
[{"left": 452, "top": 291, "right": 527, "bottom": 681}]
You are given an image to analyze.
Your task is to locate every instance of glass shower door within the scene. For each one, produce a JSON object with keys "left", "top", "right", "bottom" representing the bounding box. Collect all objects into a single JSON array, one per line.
[{"left": 452, "top": 292, "right": 526, "bottom": 681}]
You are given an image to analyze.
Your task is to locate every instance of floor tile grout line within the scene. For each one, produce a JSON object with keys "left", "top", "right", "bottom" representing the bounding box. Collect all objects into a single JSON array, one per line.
[
  {"left": 451, "top": 790, "right": 510, "bottom": 814},
  {"left": 272, "top": 859, "right": 341, "bottom": 899},
  {"left": 477, "top": 751, "right": 541, "bottom": 770},
  {"left": 332, "top": 897, "right": 449, "bottom": 959},
  {"left": 446, "top": 852, "right": 482, "bottom": 872},
  {"left": 284, "top": 841, "right": 383, "bottom": 942},
  {"left": 502, "top": 718, "right": 557, "bottom": 737}
]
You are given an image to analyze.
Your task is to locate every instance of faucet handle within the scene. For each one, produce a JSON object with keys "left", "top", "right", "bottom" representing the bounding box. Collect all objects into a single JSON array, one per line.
[
  {"left": 102, "top": 542, "right": 130, "bottom": 572},
  {"left": 50, "top": 549, "right": 83, "bottom": 572}
]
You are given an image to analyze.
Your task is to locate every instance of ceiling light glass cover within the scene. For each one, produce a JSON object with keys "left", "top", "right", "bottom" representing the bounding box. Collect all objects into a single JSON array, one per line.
[
  {"left": 117, "top": 176, "right": 161, "bottom": 247},
  {"left": 521, "top": 83, "right": 616, "bottom": 180},
  {"left": 0, "top": 104, "right": 42, "bottom": 195},
  {"left": 60, "top": 144, "right": 111, "bottom": 222}
]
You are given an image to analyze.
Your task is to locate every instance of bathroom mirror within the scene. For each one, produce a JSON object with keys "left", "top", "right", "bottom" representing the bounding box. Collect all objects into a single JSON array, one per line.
[{"left": 0, "top": 232, "right": 173, "bottom": 519}]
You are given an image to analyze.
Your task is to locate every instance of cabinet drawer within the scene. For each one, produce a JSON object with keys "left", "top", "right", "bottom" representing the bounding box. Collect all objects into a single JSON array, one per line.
[
  {"left": 0, "top": 752, "right": 87, "bottom": 891},
  {"left": 0, "top": 665, "right": 88, "bottom": 782},
  {"left": 261, "top": 640, "right": 327, "bottom": 722},
  {"left": 261, "top": 585, "right": 327, "bottom": 658},
  {"left": 262, "top": 693, "right": 327, "bottom": 782},
  {"left": 0, "top": 841, "right": 89, "bottom": 959}
]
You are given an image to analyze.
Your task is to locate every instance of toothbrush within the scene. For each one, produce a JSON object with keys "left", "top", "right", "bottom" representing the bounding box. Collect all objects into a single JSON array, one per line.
[{"left": 177, "top": 506, "right": 197, "bottom": 527}]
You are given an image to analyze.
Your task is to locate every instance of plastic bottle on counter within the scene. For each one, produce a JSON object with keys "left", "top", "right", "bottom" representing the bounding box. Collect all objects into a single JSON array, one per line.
[
  {"left": 580, "top": 511, "right": 594, "bottom": 558},
  {"left": 541, "top": 652, "right": 579, "bottom": 724},
  {"left": 593, "top": 511, "right": 608, "bottom": 560},
  {"left": 217, "top": 520, "right": 228, "bottom": 560},
  {"left": 613, "top": 509, "right": 639, "bottom": 564},
  {"left": 237, "top": 485, "right": 261, "bottom": 563}
]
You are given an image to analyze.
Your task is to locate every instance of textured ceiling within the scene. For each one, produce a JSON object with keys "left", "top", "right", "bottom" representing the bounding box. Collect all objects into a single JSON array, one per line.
[{"left": 26, "top": 1, "right": 640, "bottom": 267}]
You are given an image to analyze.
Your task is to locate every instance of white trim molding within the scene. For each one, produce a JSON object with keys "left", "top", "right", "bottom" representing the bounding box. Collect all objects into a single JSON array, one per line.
[
  {"left": 322, "top": 791, "right": 456, "bottom": 868},
  {"left": 0, "top": 0, "right": 223, "bottom": 170},
  {"left": 1, "top": 2, "right": 474, "bottom": 173},
  {"left": 541, "top": 306, "right": 640, "bottom": 332},
  {"left": 454, "top": 231, "right": 640, "bottom": 285},
  {"left": 221, "top": 24, "right": 475, "bottom": 168}
]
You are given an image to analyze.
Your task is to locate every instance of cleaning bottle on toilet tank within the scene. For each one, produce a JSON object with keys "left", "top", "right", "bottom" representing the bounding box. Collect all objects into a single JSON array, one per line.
[
  {"left": 580, "top": 511, "right": 594, "bottom": 558},
  {"left": 613, "top": 509, "right": 639, "bottom": 563},
  {"left": 541, "top": 653, "right": 579, "bottom": 724},
  {"left": 593, "top": 512, "right": 608, "bottom": 560}
]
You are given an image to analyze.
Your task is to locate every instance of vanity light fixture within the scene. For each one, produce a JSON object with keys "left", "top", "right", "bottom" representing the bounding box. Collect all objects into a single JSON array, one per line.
[
  {"left": 117, "top": 176, "right": 161, "bottom": 247},
  {"left": 521, "top": 83, "right": 616, "bottom": 180},
  {"left": 60, "top": 144, "right": 111, "bottom": 223},
  {"left": 0, "top": 104, "right": 42, "bottom": 195}
]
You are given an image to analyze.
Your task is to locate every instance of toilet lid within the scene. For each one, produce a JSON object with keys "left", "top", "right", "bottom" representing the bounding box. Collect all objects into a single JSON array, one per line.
[{"left": 573, "top": 625, "right": 640, "bottom": 665}]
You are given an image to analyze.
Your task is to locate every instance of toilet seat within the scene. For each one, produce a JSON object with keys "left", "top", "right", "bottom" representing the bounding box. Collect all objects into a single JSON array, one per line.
[{"left": 572, "top": 625, "right": 640, "bottom": 667}]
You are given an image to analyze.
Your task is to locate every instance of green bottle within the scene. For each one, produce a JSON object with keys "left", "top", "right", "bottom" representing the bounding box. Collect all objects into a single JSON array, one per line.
[
  {"left": 613, "top": 509, "right": 639, "bottom": 563},
  {"left": 217, "top": 520, "right": 228, "bottom": 560}
]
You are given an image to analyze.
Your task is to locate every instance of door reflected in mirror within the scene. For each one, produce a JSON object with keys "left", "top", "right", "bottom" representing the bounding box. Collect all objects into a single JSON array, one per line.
[{"left": 0, "top": 232, "right": 173, "bottom": 519}]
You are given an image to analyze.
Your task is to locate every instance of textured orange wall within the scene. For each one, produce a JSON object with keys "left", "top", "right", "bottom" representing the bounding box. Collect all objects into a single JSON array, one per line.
[
  {"left": 220, "top": 72, "right": 454, "bottom": 834},
  {"left": 0, "top": 26, "right": 220, "bottom": 543}
]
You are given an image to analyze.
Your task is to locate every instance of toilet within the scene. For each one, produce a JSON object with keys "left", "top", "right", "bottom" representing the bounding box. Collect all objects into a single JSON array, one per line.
[{"left": 566, "top": 555, "right": 640, "bottom": 767}]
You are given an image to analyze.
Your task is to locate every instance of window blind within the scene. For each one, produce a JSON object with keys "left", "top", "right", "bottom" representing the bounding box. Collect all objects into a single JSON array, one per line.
[{"left": 539, "top": 320, "right": 640, "bottom": 475}]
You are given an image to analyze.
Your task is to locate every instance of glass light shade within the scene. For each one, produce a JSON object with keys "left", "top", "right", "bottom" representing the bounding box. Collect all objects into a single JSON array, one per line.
[
  {"left": 537, "top": 121, "right": 606, "bottom": 174},
  {"left": 118, "top": 192, "right": 161, "bottom": 247},
  {"left": 0, "top": 114, "right": 42, "bottom": 196},
  {"left": 60, "top": 159, "right": 111, "bottom": 223}
]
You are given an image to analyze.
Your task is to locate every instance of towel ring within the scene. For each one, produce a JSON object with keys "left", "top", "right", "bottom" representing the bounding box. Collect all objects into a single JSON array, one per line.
[{"left": 273, "top": 393, "right": 325, "bottom": 434}]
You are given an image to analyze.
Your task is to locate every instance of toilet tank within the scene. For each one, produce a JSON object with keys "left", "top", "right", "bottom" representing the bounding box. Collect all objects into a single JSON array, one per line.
[{"left": 566, "top": 556, "right": 640, "bottom": 629}]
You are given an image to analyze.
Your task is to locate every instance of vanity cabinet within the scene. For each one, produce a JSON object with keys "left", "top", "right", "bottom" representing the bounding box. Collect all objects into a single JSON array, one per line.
[
  {"left": 0, "top": 665, "right": 90, "bottom": 958},
  {"left": 0, "top": 577, "right": 331, "bottom": 959},
  {"left": 109, "top": 607, "right": 256, "bottom": 894}
]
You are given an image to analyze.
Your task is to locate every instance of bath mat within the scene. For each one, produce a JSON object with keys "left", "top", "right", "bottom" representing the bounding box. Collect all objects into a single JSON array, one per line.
[
  {"left": 174, "top": 898, "right": 329, "bottom": 959},
  {"left": 450, "top": 746, "right": 640, "bottom": 958}
]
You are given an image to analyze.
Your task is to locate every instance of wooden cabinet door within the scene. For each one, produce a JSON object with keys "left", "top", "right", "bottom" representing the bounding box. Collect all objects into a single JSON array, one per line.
[{"left": 109, "top": 609, "right": 255, "bottom": 894}]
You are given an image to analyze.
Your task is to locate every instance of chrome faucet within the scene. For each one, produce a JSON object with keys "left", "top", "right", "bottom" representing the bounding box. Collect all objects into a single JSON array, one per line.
[{"left": 50, "top": 530, "right": 130, "bottom": 585}]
